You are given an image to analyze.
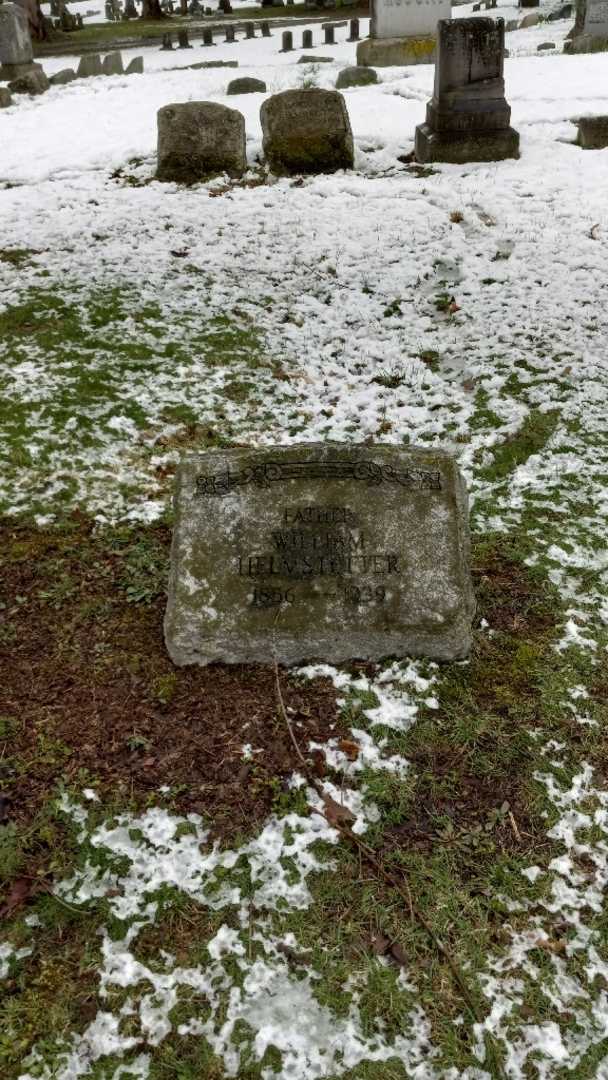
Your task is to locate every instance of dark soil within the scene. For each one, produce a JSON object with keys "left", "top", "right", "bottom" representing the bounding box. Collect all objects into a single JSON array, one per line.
[{"left": 0, "top": 519, "right": 344, "bottom": 855}]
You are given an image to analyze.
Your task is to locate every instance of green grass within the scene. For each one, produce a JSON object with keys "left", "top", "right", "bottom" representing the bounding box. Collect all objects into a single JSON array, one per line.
[
  {"left": 2, "top": 516, "right": 606, "bottom": 1079},
  {"left": 0, "top": 281, "right": 283, "bottom": 519}
]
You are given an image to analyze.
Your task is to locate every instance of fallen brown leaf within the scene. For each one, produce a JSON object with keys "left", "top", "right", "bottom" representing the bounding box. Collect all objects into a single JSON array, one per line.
[
  {"left": 338, "top": 739, "right": 360, "bottom": 761},
  {"left": 322, "top": 794, "right": 356, "bottom": 828}
]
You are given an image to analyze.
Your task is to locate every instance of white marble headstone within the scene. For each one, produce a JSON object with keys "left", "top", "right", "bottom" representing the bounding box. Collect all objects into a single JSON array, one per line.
[
  {"left": 584, "top": 0, "right": 608, "bottom": 36},
  {"left": 372, "top": 0, "right": 451, "bottom": 40}
]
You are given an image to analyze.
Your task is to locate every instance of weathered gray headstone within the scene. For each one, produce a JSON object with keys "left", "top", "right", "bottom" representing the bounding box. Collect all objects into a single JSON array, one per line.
[
  {"left": 125, "top": 56, "right": 144, "bottom": 74},
  {"left": 245, "top": 20, "right": 255, "bottom": 37},
  {"left": 348, "top": 17, "right": 360, "bottom": 40},
  {"left": 520, "top": 11, "right": 540, "bottom": 25},
  {"left": 156, "top": 100, "right": 246, "bottom": 182},
  {"left": 77, "top": 53, "right": 103, "bottom": 77},
  {"left": 164, "top": 444, "right": 475, "bottom": 666},
  {"left": 324, "top": 24, "right": 335, "bottom": 43},
  {"left": 281, "top": 29, "right": 293, "bottom": 50},
  {"left": 415, "top": 18, "right": 519, "bottom": 164},
  {"left": 584, "top": 0, "right": 608, "bottom": 32},
  {"left": 302, "top": 28, "right": 313, "bottom": 48},
  {"left": 576, "top": 114, "right": 608, "bottom": 147},
  {"left": 102, "top": 51, "right": 124, "bottom": 75},
  {"left": 49, "top": 67, "right": 77, "bottom": 84},
  {"left": 227, "top": 76, "right": 266, "bottom": 94},
  {"left": 298, "top": 54, "right": 333, "bottom": 62},
  {"left": 0, "top": 87, "right": 13, "bottom": 107},
  {"left": 202, "top": 27, "right": 214, "bottom": 45},
  {"left": 261, "top": 88, "right": 353, "bottom": 174},
  {"left": 336, "top": 65, "right": 378, "bottom": 88},
  {"left": 357, "top": 0, "right": 450, "bottom": 66},
  {"left": 261, "top": 20, "right": 271, "bottom": 36}
]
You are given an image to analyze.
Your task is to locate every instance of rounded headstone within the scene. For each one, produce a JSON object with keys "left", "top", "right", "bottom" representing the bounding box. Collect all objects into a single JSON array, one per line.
[
  {"left": 125, "top": 56, "right": 144, "bottom": 74},
  {"left": 537, "top": 41, "right": 556, "bottom": 49},
  {"left": 520, "top": 12, "right": 540, "bottom": 26},
  {"left": 261, "top": 88, "right": 354, "bottom": 175},
  {"left": 227, "top": 76, "right": 267, "bottom": 94},
  {"left": 49, "top": 67, "right": 77, "bottom": 85},
  {"left": 335, "top": 65, "right": 378, "bottom": 89},
  {"left": 102, "top": 51, "right": 124, "bottom": 75},
  {"left": 77, "top": 53, "right": 103, "bottom": 77},
  {"left": 0, "top": 86, "right": 13, "bottom": 107},
  {"left": 225, "top": 25, "right": 235, "bottom": 42},
  {"left": 203, "top": 27, "right": 214, "bottom": 45},
  {"left": 261, "top": 20, "right": 271, "bottom": 36},
  {"left": 302, "top": 28, "right": 313, "bottom": 48},
  {"left": 281, "top": 30, "right": 293, "bottom": 51},
  {"left": 156, "top": 100, "right": 246, "bottom": 183},
  {"left": 245, "top": 21, "right": 255, "bottom": 37}
]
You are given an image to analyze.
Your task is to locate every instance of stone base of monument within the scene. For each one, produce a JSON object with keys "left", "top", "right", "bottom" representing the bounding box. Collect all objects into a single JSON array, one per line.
[
  {"left": 3, "top": 61, "right": 49, "bottom": 95},
  {"left": 564, "top": 33, "right": 608, "bottom": 53},
  {"left": 0, "top": 59, "right": 42, "bottom": 80},
  {"left": 415, "top": 123, "right": 520, "bottom": 164},
  {"left": 356, "top": 35, "right": 436, "bottom": 67}
]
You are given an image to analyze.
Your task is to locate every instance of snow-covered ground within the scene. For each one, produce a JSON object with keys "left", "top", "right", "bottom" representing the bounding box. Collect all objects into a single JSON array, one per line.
[{"left": 2, "top": 16, "right": 608, "bottom": 1079}]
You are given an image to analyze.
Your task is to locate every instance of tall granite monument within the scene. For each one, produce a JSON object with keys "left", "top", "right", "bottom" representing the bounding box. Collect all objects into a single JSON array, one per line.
[
  {"left": 415, "top": 19, "right": 519, "bottom": 164},
  {"left": 565, "top": 0, "right": 608, "bottom": 51},
  {"left": 165, "top": 444, "right": 475, "bottom": 666},
  {"left": 357, "top": 0, "right": 451, "bottom": 67}
]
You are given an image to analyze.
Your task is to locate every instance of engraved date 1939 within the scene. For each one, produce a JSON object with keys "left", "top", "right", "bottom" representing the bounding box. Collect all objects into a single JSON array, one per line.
[{"left": 250, "top": 584, "right": 387, "bottom": 608}]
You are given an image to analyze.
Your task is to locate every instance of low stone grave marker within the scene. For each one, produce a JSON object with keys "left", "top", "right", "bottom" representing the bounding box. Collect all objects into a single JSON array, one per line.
[
  {"left": 281, "top": 30, "right": 293, "bottom": 51},
  {"left": 156, "top": 100, "right": 246, "bottom": 182},
  {"left": 348, "top": 17, "right": 360, "bottom": 40},
  {"left": 576, "top": 114, "right": 608, "bottom": 147},
  {"left": 302, "top": 29, "right": 313, "bottom": 48},
  {"left": 164, "top": 444, "right": 475, "bottom": 666},
  {"left": 102, "top": 50, "right": 124, "bottom": 74}
]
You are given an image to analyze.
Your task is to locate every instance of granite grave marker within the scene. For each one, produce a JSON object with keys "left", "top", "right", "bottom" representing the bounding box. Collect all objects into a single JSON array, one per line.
[
  {"left": 165, "top": 444, "right": 475, "bottom": 666},
  {"left": 415, "top": 18, "right": 519, "bottom": 163}
]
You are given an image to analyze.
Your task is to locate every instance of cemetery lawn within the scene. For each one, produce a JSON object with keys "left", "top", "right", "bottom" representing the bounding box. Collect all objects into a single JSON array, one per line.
[{"left": 2, "top": 23, "right": 608, "bottom": 1080}]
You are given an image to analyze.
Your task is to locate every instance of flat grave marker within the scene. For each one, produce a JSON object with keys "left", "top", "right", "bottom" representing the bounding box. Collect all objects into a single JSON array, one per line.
[{"left": 165, "top": 444, "right": 475, "bottom": 666}]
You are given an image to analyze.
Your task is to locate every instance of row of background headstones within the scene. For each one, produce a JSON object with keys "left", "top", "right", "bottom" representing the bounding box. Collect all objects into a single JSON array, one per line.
[{"left": 161, "top": 18, "right": 361, "bottom": 47}]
